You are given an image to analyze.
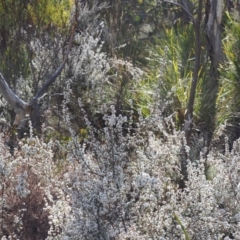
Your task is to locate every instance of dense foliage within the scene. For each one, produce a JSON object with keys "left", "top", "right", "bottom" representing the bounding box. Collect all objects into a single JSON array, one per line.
[{"left": 1, "top": 0, "right": 240, "bottom": 239}]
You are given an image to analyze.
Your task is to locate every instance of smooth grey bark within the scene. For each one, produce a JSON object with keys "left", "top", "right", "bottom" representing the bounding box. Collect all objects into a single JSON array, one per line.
[
  {"left": 205, "top": 0, "right": 224, "bottom": 69},
  {"left": 185, "top": 0, "right": 224, "bottom": 144},
  {"left": 200, "top": 0, "right": 224, "bottom": 144}
]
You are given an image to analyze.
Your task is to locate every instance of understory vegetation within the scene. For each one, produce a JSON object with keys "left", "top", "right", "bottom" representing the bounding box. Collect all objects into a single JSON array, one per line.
[{"left": 1, "top": 0, "right": 240, "bottom": 239}]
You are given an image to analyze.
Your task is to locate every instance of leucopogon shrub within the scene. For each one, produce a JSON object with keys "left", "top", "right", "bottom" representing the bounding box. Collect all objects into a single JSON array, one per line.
[
  {"left": 49, "top": 82, "right": 240, "bottom": 239},
  {"left": 1, "top": 3, "right": 240, "bottom": 240},
  {"left": 0, "top": 132, "right": 55, "bottom": 239},
  {"left": 1, "top": 100, "right": 240, "bottom": 239}
]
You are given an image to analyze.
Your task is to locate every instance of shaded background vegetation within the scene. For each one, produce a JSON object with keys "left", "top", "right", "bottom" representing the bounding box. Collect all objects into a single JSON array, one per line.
[{"left": 0, "top": 0, "right": 239, "bottom": 142}]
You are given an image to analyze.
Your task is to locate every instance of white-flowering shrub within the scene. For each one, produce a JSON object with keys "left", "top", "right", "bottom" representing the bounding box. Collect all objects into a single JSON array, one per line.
[
  {"left": 31, "top": 76, "right": 237, "bottom": 239},
  {"left": 0, "top": 133, "right": 59, "bottom": 239},
  {"left": 2, "top": 71, "right": 239, "bottom": 240},
  {"left": 1, "top": 2, "right": 240, "bottom": 240}
]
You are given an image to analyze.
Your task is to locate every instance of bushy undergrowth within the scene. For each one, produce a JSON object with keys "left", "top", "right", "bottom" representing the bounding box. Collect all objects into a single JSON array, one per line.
[
  {"left": 1, "top": 2, "right": 240, "bottom": 240},
  {"left": 1, "top": 102, "right": 240, "bottom": 239}
]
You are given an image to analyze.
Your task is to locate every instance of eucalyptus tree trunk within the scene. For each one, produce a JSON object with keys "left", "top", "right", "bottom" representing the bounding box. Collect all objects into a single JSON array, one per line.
[
  {"left": 205, "top": 0, "right": 224, "bottom": 69},
  {"left": 185, "top": 0, "right": 224, "bottom": 145},
  {"left": 200, "top": 0, "right": 224, "bottom": 143}
]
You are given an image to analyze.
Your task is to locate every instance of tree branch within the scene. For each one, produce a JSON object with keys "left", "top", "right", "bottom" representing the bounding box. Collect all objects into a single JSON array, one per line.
[
  {"left": 163, "top": 0, "right": 195, "bottom": 24},
  {"left": 0, "top": 72, "right": 27, "bottom": 112},
  {"left": 32, "top": 20, "right": 77, "bottom": 103}
]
